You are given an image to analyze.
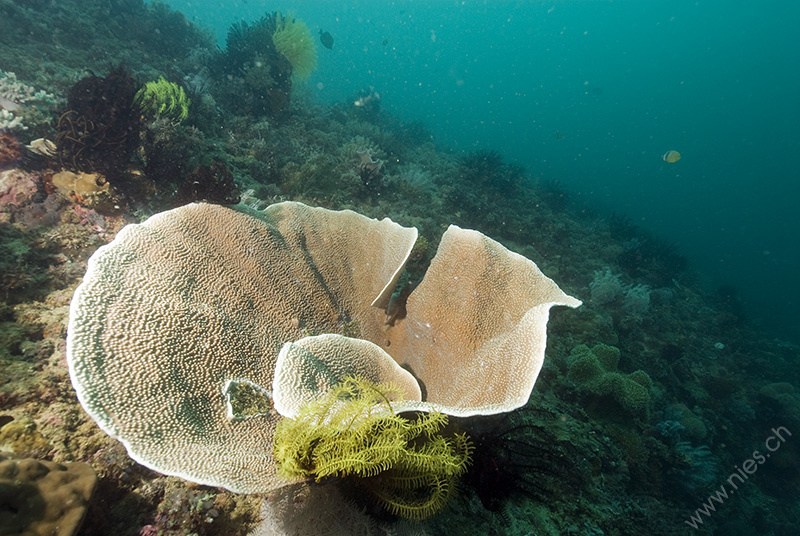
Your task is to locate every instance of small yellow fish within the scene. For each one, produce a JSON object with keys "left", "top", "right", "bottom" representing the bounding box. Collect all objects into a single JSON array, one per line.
[{"left": 662, "top": 150, "right": 681, "bottom": 163}]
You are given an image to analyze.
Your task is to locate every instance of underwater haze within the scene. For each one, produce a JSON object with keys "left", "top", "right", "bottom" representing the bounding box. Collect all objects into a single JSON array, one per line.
[
  {"left": 161, "top": 0, "right": 800, "bottom": 342},
  {"left": 4, "top": 1, "right": 800, "bottom": 533}
]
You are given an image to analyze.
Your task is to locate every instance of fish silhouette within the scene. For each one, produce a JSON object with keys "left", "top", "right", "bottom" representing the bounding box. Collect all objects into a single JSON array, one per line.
[
  {"left": 319, "top": 30, "right": 334, "bottom": 49},
  {"left": 662, "top": 150, "right": 681, "bottom": 163}
]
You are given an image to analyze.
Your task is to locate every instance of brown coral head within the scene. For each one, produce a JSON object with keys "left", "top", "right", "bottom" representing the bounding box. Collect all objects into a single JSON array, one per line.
[{"left": 0, "top": 455, "right": 97, "bottom": 536}]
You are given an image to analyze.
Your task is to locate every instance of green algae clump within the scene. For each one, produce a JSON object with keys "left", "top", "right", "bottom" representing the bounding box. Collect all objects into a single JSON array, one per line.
[
  {"left": 592, "top": 372, "right": 651, "bottom": 419},
  {"left": 273, "top": 376, "right": 472, "bottom": 519}
]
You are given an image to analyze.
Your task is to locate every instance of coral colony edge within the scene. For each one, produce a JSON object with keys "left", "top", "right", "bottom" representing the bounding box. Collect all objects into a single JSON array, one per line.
[
  {"left": 0, "top": 2, "right": 797, "bottom": 535},
  {"left": 66, "top": 201, "right": 579, "bottom": 518}
]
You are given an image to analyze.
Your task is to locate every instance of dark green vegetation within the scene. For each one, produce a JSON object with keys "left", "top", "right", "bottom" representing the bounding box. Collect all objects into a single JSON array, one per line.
[
  {"left": 0, "top": 224, "right": 51, "bottom": 303},
  {"left": 213, "top": 13, "right": 294, "bottom": 118},
  {"left": 0, "top": 1, "right": 797, "bottom": 535}
]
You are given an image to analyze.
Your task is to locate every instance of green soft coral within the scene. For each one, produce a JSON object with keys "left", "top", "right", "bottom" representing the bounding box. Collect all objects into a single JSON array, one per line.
[
  {"left": 567, "top": 344, "right": 652, "bottom": 420},
  {"left": 273, "top": 376, "right": 472, "bottom": 519},
  {"left": 134, "top": 77, "right": 190, "bottom": 123}
]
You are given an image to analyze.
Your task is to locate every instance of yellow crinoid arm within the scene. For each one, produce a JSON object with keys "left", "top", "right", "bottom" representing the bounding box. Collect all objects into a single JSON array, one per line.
[{"left": 272, "top": 376, "right": 474, "bottom": 519}]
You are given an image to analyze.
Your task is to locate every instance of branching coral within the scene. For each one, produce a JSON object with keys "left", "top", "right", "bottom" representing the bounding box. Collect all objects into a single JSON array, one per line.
[
  {"left": 589, "top": 267, "right": 651, "bottom": 315},
  {"left": 273, "top": 376, "right": 472, "bottom": 519},
  {"left": 0, "top": 70, "right": 56, "bottom": 112},
  {"left": 589, "top": 267, "right": 624, "bottom": 305},
  {"left": 0, "top": 109, "right": 26, "bottom": 130}
]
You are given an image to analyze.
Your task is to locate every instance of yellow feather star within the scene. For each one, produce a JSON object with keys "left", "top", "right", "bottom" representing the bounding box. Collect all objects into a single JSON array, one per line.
[{"left": 273, "top": 376, "right": 473, "bottom": 519}]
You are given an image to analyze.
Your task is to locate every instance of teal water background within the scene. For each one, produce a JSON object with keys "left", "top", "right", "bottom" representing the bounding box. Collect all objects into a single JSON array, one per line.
[{"left": 157, "top": 0, "right": 800, "bottom": 342}]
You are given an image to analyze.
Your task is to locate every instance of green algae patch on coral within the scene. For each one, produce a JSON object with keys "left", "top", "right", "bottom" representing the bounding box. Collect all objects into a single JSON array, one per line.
[
  {"left": 0, "top": 417, "right": 52, "bottom": 457},
  {"left": 567, "top": 344, "right": 652, "bottom": 421},
  {"left": 592, "top": 372, "right": 651, "bottom": 420},
  {"left": 628, "top": 369, "right": 653, "bottom": 389}
]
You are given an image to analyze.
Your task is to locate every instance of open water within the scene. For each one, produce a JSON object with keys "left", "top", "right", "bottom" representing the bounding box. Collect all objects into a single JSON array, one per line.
[{"left": 158, "top": 0, "right": 800, "bottom": 343}]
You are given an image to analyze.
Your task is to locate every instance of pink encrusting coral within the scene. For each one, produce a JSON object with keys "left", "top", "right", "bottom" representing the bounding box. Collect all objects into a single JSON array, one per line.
[{"left": 0, "top": 168, "right": 40, "bottom": 208}]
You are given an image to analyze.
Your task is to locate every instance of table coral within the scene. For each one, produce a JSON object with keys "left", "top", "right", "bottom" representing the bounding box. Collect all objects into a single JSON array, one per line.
[{"left": 66, "top": 201, "right": 580, "bottom": 496}]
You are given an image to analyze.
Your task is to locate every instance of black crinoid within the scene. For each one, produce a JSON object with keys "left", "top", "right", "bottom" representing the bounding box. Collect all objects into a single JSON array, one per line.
[
  {"left": 459, "top": 405, "right": 585, "bottom": 522},
  {"left": 55, "top": 65, "right": 141, "bottom": 180},
  {"left": 213, "top": 13, "right": 292, "bottom": 118}
]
